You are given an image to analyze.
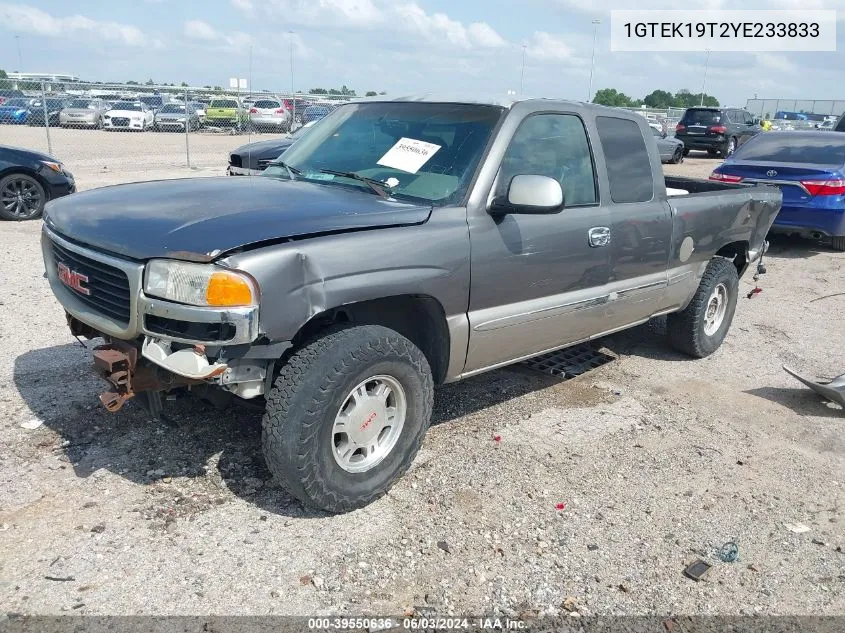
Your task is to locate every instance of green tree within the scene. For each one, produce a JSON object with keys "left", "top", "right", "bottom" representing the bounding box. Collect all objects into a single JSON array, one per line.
[
  {"left": 145, "top": 78, "right": 155, "bottom": 86},
  {"left": 0, "top": 69, "right": 7, "bottom": 79},
  {"left": 309, "top": 88, "right": 328, "bottom": 94},
  {"left": 180, "top": 82, "right": 188, "bottom": 87},
  {"left": 643, "top": 89, "right": 674, "bottom": 109},
  {"left": 365, "top": 91, "right": 377, "bottom": 97},
  {"left": 213, "top": 85, "right": 222, "bottom": 91},
  {"left": 592, "top": 88, "right": 636, "bottom": 107},
  {"left": 126, "top": 80, "right": 139, "bottom": 85}
]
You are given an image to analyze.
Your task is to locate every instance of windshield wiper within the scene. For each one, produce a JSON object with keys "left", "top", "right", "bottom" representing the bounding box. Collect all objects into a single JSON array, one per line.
[
  {"left": 320, "top": 169, "right": 392, "bottom": 199},
  {"left": 274, "top": 161, "right": 302, "bottom": 180}
]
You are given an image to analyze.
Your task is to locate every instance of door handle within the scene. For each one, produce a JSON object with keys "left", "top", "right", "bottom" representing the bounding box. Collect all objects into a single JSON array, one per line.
[{"left": 588, "top": 226, "right": 611, "bottom": 248}]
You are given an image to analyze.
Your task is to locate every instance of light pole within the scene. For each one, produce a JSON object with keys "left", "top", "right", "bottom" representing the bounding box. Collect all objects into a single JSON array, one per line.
[
  {"left": 588, "top": 19, "right": 600, "bottom": 103},
  {"left": 700, "top": 49, "right": 711, "bottom": 106},
  {"left": 520, "top": 45, "right": 527, "bottom": 95},
  {"left": 288, "top": 30, "right": 296, "bottom": 127}
]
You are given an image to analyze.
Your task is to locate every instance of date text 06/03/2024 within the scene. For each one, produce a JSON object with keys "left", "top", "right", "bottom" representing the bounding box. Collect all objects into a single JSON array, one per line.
[{"left": 307, "top": 617, "right": 527, "bottom": 630}]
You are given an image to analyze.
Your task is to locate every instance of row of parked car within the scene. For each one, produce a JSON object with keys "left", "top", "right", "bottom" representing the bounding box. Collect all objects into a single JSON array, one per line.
[{"left": 0, "top": 90, "right": 343, "bottom": 132}]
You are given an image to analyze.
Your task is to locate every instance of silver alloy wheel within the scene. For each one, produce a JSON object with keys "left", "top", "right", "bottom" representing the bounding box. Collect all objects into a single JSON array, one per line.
[
  {"left": 703, "top": 283, "right": 728, "bottom": 336},
  {"left": 728, "top": 137, "right": 736, "bottom": 155},
  {"left": 331, "top": 375, "right": 407, "bottom": 473},
  {"left": 1, "top": 177, "right": 43, "bottom": 219}
]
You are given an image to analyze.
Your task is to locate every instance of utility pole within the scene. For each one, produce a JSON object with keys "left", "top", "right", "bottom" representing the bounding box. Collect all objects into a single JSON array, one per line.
[
  {"left": 520, "top": 45, "right": 527, "bottom": 95},
  {"left": 588, "top": 19, "right": 600, "bottom": 102},
  {"left": 700, "top": 49, "right": 711, "bottom": 106}
]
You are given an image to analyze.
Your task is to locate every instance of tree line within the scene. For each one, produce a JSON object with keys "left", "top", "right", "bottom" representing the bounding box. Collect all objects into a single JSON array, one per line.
[{"left": 592, "top": 88, "right": 719, "bottom": 109}]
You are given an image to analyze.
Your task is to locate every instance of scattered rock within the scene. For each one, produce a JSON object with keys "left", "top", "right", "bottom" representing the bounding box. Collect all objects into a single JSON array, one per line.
[
  {"left": 81, "top": 502, "right": 97, "bottom": 509},
  {"left": 299, "top": 575, "right": 312, "bottom": 586},
  {"left": 90, "top": 524, "right": 106, "bottom": 534},
  {"left": 587, "top": 544, "right": 599, "bottom": 551},
  {"left": 812, "top": 538, "right": 826, "bottom": 546},
  {"left": 748, "top": 564, "right": 761, "bottom": 572},
  {"left": 20, "top": 418, "right": 44, "bottom": 430},
  {"left": 618, "top": 583, "right": 630, "bottom": 593},
  {"left": 562, "top": 597, "right": 578, "bottom": 612},
  {"left": 270, "top": 590, "right": 280, "bottom": 598},
  {"left": 437, "top": 541, "right": 451, "bottom": 554},
  {"left": 311, "top": 576, "right": 325, "bottom": 590},
  {"left": 784, "top": 523, "right": 811, "bottom": 534}
]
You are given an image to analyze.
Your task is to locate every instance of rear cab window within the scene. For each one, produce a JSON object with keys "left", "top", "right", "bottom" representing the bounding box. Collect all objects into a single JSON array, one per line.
[{"left": 595, "top": 116, "right": 654, "bottom": 203}]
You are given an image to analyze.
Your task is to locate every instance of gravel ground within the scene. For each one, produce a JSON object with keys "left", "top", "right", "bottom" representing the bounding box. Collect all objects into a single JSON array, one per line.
[{"left": 0, "top": 146, "right": 843, "bottom": 618}]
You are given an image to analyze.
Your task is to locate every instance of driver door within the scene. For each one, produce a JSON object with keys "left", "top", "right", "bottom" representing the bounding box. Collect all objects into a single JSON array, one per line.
[{"left": 464, "top": 112, "right": 612, "bottom": 373}]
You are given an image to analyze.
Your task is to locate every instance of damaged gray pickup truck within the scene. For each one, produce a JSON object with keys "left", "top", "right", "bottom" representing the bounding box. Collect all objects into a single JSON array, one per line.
[{"left": 41, "top": 97, "right": 781, "bottom": 512}]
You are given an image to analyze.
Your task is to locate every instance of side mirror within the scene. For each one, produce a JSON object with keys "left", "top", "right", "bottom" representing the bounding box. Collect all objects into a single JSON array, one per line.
[
  {"left": 661, "top": 131, "right": 667, "bottom": 138},
  {"left": 490, "top": 175, "right": 564, "bottom": 215}
]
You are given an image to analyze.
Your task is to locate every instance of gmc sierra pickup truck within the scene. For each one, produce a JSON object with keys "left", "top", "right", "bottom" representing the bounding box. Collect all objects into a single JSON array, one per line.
[{"left": 41, "top": 97, "right": 781, "bottom": 513}]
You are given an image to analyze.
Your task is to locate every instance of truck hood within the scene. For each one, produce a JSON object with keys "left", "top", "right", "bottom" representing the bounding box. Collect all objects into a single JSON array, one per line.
[
  {"left": 231, "top": 138, "right": 294, "bottom": 159},
  {"left": 44, "top": 177, "right": 433, "bottom": 262}
]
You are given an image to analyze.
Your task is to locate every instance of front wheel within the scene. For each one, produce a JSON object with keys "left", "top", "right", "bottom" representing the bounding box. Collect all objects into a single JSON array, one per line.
[
  {"left": 262, "top": 325, "right": 434, "bottom": 513},
  {"left": 0, "top": 173, "right": 47, "bottom": 221},
  {"left": 666, "top": 257, "right": 739, "bottom": 358},
  {"left": 721, "top": 137, "right": 737, "bottom": 157}
]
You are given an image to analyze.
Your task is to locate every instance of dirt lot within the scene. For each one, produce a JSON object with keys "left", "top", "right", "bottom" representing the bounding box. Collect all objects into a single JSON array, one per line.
[{"left": 0, "top": 144, "right": 843, "bottom": 618}]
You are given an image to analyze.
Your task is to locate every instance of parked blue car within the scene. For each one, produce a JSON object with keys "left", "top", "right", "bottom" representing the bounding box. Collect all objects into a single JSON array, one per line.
[
  {"left": 0, "top": 98, "right": 33, "bottom": 124},
  {"left": 301, "top": 104, "right": 335, "bottom": 124},
  {"left": 710, "top": 131, "right": 845, "bottom": 250}
]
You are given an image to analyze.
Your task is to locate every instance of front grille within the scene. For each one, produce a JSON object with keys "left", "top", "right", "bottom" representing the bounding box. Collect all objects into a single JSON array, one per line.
[
  {"left": 50, "top": 240, "right": 132, "bottom": 325},
  {"left": 112, "top": 117, "right": 129, "bottom": 126},
  {"left": 229, "top": 154, "right": 242, "bottom": 168},
  {"left": 145, "top": 315, "right": 235, "bottom": 342}
]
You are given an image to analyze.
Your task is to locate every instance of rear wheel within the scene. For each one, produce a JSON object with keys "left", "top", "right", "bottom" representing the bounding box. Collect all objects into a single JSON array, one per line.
[
  {"left": 831, "top": 236, "right": 845, "bottom": 251},
  {"left": 262, "top": 325, "right": 433, "bottom": 513},
  {"left": 720, "top": 137, "right": 737, "bottom": 157},
  {"left": 0, "top": 173, "right": 46, "bottom": 221},
  {"left": 667, "top": 257, "right": 739, "bottom": 358},
  {"left": 671, "top": 147, "right": 684, "bottom": 164}
]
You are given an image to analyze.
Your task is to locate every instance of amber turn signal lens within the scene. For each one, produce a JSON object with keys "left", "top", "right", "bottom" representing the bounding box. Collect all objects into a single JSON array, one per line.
[{"left": 205, "top": 271, "right": 255, "bottom": 307}]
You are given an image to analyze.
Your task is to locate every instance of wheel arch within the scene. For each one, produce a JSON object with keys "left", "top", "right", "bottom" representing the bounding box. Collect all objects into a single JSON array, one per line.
[
  {"left": 290, "top": 294, "right": 452, "bottom": 385},
  {"left": 715, "top": 240, "right": 750, "bottom": 277}
]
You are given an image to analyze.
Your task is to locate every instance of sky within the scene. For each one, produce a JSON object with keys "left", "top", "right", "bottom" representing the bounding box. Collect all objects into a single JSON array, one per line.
[{"left": 0, "top": 0, "right": 843, "bottom": 105}]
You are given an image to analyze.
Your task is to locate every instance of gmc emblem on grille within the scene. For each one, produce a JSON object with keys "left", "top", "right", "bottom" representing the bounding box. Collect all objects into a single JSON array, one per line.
[{"left": 57, "top": 262, "right": 91, "bottom": 296}]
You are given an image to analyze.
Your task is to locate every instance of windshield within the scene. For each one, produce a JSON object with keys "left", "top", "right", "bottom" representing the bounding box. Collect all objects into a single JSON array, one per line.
[
  {"left": 211, "top": 99, "right": 238, "bottom": 108},
  {"left": 733, "top": 134, "right": 845, "bottom": 165},
  {"left": 67, "top": 99, "right": 93, "bottom": 109},
  {"left": 682, "top": 109, "right": 722, "bottom": 125},
  {"left": 263, "top": 102, "right": 503, "bottom": 205},
  {"left": 139, "top": 96, "right": 163, "bottom": 106},
  {"left": 253, "top": 100, "right": 280, "bottom": 109},
  {"left": 160, "top": 104, "right": 186, "bottom": 114},
  {"left": 112, "top": 102, "right": 143, "bottom": 111},
  {"left": 3, "top": 99, "right": 30, "bottom": 108}
]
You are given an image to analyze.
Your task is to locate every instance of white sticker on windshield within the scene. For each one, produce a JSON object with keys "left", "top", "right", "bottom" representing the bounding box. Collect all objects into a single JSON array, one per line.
[{"left": 377, "top": 137, "right": 441, "bottom": 174}]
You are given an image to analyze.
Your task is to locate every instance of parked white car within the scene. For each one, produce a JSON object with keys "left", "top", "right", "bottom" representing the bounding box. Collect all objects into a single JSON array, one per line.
[
  {"left": 102, "top": 102, "right": 154, "bottom": 131},
  {"left": 248, "top": 97, "right": 291, "bottom": 132}
]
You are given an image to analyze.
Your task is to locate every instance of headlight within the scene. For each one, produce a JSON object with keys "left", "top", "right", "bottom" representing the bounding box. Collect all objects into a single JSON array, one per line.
[
  {"left": 144, "top": 260, "right": 258, "bottom": 307},
  {"left": 41, "top": 160, "right": 64, "bottom": 174}
]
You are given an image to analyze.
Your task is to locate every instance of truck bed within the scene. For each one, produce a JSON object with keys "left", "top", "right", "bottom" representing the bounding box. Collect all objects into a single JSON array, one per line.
[{"left": 665, "top": 175, "right": 751, "bottom": 194}]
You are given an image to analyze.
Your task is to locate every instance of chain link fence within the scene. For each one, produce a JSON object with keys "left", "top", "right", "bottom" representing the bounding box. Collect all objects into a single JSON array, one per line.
[
  {"left": 745, "top": 99, "right": 844, "bottom": 130},
  {"left": 0, "top": 78, "right": 352, "bottom": 190}
]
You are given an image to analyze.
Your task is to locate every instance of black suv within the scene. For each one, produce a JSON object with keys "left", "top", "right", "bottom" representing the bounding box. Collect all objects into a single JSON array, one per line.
[{"left": 675, "top": 107, "right": 761, "bottom": 158}]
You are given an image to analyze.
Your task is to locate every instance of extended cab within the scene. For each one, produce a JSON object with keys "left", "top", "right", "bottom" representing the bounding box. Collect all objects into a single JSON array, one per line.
[{"left": 41, "top": 98, "right": 781, "bottom": 512}]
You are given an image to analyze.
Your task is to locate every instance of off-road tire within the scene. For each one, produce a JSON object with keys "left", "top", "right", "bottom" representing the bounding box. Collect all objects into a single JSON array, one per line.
[
  {"left": 262, "top": 325, "right": 434, "bottom": 513},
  {"left": 667, "top": 257, "right": 739, "bottom": 358},
  {"left": 831, "top": 236, "right": 845, "bottom": 251}
]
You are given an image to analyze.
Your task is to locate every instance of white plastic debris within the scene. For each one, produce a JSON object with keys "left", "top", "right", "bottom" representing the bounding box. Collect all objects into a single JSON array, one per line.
[
  {"left": 20, "top": 418, "right": 44, "bottom": 430},
  {"left": 784, "top": 522, "right": 811, "bottom": 534}
]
